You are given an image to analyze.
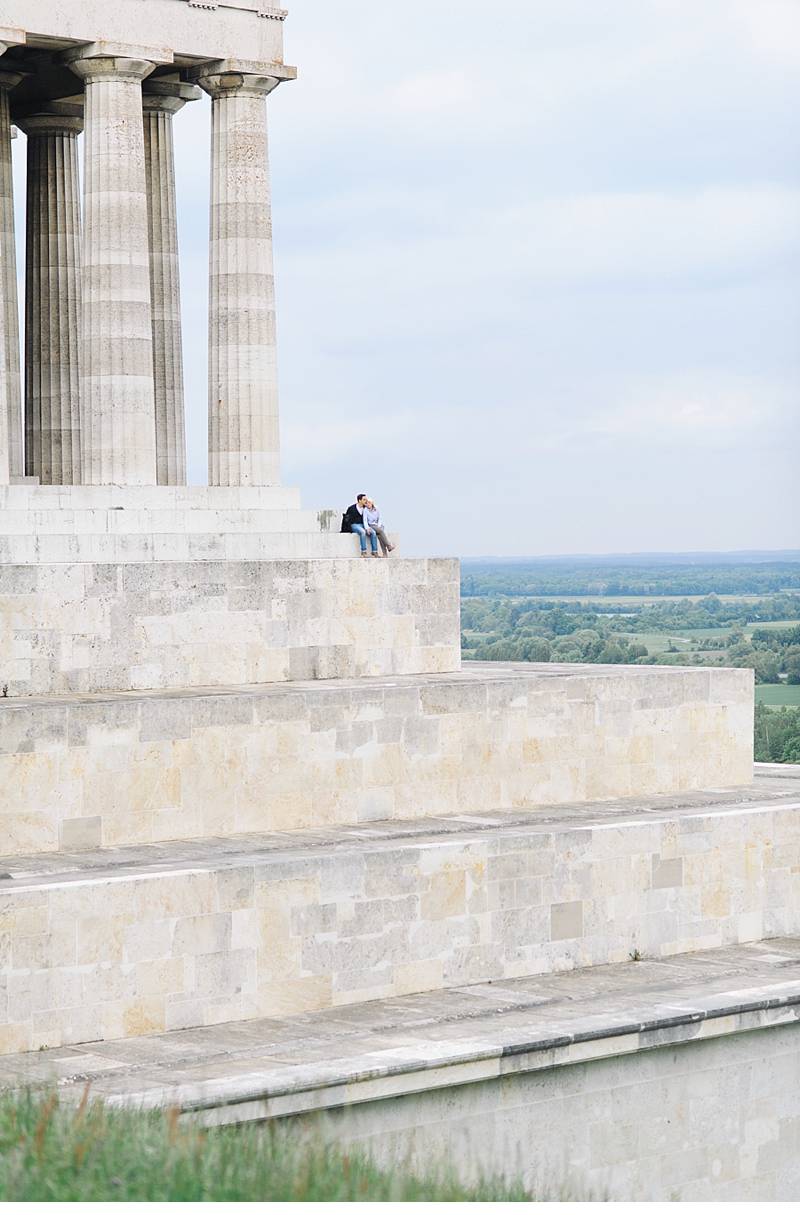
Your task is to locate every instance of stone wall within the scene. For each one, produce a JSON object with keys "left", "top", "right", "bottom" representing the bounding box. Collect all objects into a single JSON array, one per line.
[
  {"left": 0, "top": 558, "right": 460, "bottom": 697},
  {"left": 0, "top": 665, "right": 753, "bottom": 853},
  {"left": 0, "top": 793, "right": 791, "bottom": 1053},
  {"left": 292, "top": 1023, "right": 800, "bottom": 1200}
]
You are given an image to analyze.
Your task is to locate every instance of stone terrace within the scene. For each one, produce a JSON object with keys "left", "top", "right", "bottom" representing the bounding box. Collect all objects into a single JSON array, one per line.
[
  {"left": 0, "top": 769, "right": 796, "bottom": 1053},
  {"left": 2, "top": 664, "right": 752, "bottom": 852}
]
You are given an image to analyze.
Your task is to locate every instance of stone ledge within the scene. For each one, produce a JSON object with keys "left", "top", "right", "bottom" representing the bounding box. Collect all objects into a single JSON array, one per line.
[
  {"left": 2, "top": 939, "right": 799, "bottom": 1121},
  {"left": 0, "top": 532, "right": 383, "bottom": 564},
  {"left": 3, "top": 767, "right": 799, "bottom": 879},
  {"left": 0, "top": 664, "right": 753, "bottom": 852},
  {"left": 0, "top": 781, "right": 796, "bottom": 1053},
  {"left": 755, "top": 761, "right": 800, "bottom": 781},
  {"left": 0, "top": 485, "right": 305, "bottom": 510}
]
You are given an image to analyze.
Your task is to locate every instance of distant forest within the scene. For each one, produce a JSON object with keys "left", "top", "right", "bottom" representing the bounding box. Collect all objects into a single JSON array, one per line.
[{"left": 461, "top": 561, "right": 800, "bottom": 599}]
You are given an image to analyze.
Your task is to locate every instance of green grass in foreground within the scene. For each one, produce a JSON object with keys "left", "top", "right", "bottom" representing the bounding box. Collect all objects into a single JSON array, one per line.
[
  {"left": 0, "top": 1090, "right": 535, "bottom": 1202},
  {"left": 755, "top": 684, "right": 800, "bottom": 707}
]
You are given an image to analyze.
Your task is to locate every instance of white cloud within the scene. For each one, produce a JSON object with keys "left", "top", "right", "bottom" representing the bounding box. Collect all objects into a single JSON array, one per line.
[
  {"left": 277, "top": 187, "right": 800, "bottom": 356},
  {"left": 730, "top": 0, "right": 800, "bottom": 66},
  {"left": 583, "top": 373, "right": 797, "bottom": 444},
  {"left": 387, "top": 71, "right": 472, "bottom": 116}
]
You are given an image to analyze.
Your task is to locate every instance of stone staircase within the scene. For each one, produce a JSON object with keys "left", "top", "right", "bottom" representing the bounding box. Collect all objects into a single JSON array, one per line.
[
  {"left": 1, "top": 492, "right": 795, "bottom": 1198},
  {"left": 0, "top": 767, "right": 799, "bottom": 1199},
  {"left": 0, "top": 773, "right": 797, "bottom": 1057},
  {"left": 0, "top": 484, "right": 366, "bottom": 562}
]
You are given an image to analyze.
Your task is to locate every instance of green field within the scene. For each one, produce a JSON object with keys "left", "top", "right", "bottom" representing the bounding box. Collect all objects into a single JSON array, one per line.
[
  {"left": 462, "top": 593, "right": 773, "bottom": 606},
  {"left": 622, "top": 632, "right": 694, "bottom": 653},
  {"left": 744, "top": 619, "right": 800, "bottom": 632},
  {"left": 756, "top": 685, "right": 800, "bottom": 706}
]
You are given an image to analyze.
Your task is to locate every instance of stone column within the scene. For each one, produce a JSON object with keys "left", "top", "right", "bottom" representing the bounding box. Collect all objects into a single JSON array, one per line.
[
  {"left": 0, "top": 69, "right": 23, "bottom": 481},
  {"left": 142, "top": 81, "right": 199, "bottom": 485},
  {"left": 196, "top": 70, "right": 283, "bottom": 487},
  {"left": 18, "top": 107, "right": 84, "bottom": 484},
  {"left": 67, "top": 54, "right": 158, "bottom": 485}
]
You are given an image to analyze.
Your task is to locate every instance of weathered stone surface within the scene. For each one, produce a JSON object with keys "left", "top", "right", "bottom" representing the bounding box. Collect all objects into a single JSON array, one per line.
[
  {"left": 0, "top": 558, "right": 459, "bottom": 697},
  {"left": 0, "top": 775, "right": 794, "bottom": 1051},
  {"left": 0, "top": 664, "right": 752, "bottom": 848}
]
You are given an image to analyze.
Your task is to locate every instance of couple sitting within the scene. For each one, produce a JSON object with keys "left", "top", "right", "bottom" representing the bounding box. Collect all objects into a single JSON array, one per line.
[{"left": 342, "top": 493, "right": 395, "bottom": 558}]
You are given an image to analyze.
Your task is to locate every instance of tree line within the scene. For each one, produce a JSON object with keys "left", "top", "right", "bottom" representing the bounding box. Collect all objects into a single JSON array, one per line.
[{"left": 462, "top": 562, "right": 800, "bottom": 599}]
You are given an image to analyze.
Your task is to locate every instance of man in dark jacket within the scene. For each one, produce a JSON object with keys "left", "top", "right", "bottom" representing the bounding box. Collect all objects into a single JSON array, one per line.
[{"left": 342, "top": 494, "right": 378, "bottom": 556}]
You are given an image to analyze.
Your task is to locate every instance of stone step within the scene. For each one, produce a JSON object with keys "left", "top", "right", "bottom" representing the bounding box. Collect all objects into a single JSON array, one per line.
[
  {"left": 0, "top": 507, "right": 332, "bottom": 537},
  {"left": 754, "top": 761, "right": 800, "bottom": 782},
  {"left": 0, "top": 556, "right": 457, "bottom": 699},
  {"left": 0, "top": 485, "right": 305, "bottom": 511},
  {"left": 0, "top": 778, "right": 797, "bottom": 1055},
  {"left": 0, "top": 530, "right": 372, "bottom": 564},
  {"left": 6, "top": 940, "right": 797, "bottom": 1201},
  {"left": 1, "top": 664, "right": 751, "bottom": 854}
]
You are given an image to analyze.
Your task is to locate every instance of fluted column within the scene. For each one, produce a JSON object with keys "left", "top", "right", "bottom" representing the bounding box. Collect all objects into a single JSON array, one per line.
[
  {"left": 67, "top": 54, "right": 158, "bottom": 485},
  {"left": 18, "top": 107, "right": 83, "bottom": 484},
  {"left": 0, "top": 69, "right": 23, "bottom": 481},
  {"left": 196, "top": 70, "right": 283, "bottom": 487},
  {"left": 142, "top": 81, "right": 199, "bottom": 485}
]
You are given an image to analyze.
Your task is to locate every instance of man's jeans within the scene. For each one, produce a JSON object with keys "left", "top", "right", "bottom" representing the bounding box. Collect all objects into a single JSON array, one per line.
[{"left": 351, "top": 523, "right": 378, "bottom": 553}]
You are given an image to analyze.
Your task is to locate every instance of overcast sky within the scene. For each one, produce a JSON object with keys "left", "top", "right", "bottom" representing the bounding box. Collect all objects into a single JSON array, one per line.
[{"left": 13, "top": 0, "right": 800, "bottom": 557}]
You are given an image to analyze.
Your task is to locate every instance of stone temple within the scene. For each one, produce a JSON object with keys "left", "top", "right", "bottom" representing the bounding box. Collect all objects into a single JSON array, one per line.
[{"left": 0, "top": 1, "right": 799, "bottom": 1202}]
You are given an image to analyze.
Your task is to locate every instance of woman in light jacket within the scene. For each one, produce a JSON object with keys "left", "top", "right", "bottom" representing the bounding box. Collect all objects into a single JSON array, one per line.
[{"left": 363, "top": 500, "right": 394, "bottom": 557}]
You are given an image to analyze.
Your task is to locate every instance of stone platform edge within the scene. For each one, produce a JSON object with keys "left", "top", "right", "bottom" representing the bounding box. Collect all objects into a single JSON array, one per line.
[
  {"left": 174, "top": 978, "right": 800, "bottom": 1126},
  {"left": 0, "top": 556, "right": 460, "bottom": 697},
  {"left": 4, "top": 940, "right": 799, "bottom": 1127},
  {"left": 1, "top": 663, "right": 754, "bottom": 853},
  {"left": 1, "top": 777, "right": 797, "bottom": 1054}
]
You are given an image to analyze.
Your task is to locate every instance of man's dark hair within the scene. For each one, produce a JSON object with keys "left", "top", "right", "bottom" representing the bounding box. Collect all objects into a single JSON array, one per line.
[{"left": 357, "top": 493, "right": 367, "bottom": 501}]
